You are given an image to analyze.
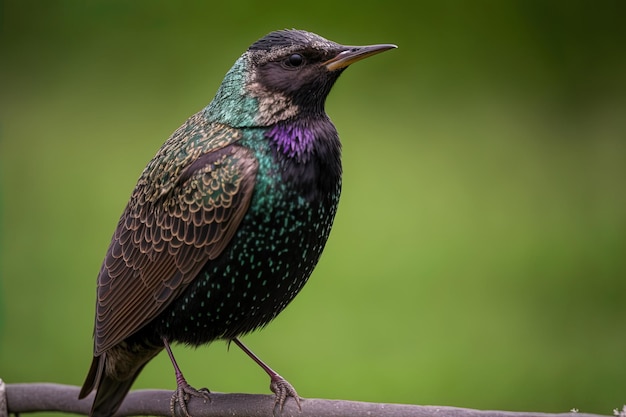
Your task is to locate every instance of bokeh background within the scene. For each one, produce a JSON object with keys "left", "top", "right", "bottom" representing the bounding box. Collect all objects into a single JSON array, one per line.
[{"left": 1, "top": 1, "right": 625, "bottom": 415}]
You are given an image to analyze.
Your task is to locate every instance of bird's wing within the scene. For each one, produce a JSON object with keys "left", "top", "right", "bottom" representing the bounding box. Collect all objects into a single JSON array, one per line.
[{"left": 94, "top": 119, "right": 258, "bottom": 354}]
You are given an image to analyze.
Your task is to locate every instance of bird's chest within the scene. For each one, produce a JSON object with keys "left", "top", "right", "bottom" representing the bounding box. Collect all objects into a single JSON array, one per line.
[{"left": 160, "top": 139, "right": 341, "bottom": 343}]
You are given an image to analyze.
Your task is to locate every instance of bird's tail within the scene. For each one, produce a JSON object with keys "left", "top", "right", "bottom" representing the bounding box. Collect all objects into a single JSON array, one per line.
[{"left": 78, "top": 354, "right": 146, "bottom": 417}]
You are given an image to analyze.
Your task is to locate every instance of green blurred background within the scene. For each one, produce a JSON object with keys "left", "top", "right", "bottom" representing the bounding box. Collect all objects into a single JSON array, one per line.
[{"left": 1, "top": 0, "right": 625, "bottom": 415}]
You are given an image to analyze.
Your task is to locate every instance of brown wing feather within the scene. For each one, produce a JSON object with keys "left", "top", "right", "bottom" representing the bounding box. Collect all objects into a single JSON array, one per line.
[{"left": 94, "top": 125, "right": 258, "bottom": 354}]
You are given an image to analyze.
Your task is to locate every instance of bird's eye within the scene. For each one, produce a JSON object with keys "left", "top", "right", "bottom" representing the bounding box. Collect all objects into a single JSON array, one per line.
[{"left": 285, "top": 53, "right": 304, "bottom": 68}]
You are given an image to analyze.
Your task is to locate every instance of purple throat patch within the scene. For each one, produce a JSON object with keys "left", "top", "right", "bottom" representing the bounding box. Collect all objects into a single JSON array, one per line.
[{"left": 267, "top": 123, "right": 316, "bottom": 159}]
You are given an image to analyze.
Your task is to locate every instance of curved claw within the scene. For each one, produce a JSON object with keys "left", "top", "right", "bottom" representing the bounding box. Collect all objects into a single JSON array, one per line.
[
  {"left": 270, "top": 375, "right": 301, "bottom": 412},
  {"left": 169, "top": 382, "right": 211, "bottom": 417}
]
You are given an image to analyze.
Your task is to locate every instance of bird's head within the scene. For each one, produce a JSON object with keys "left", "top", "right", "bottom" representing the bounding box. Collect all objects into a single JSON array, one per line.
[{"left": 204, "top": 29, "right": 396, "bottom": 127}]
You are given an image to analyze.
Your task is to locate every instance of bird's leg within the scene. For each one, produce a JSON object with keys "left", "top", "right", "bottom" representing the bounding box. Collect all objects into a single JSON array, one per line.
[
  {"left": 232, "top": 337, "right": 301, "bottom": 411},
  {"left": 163, "top": 338, "right": 211, "bottom": 417}
]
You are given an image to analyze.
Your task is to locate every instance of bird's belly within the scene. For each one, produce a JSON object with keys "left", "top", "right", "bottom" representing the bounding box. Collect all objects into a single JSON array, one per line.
[{"left": 155, "top": 195, "right": 335, "bottom": 345}]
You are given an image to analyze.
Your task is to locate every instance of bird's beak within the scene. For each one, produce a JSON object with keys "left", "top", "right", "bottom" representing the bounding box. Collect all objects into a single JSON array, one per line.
[{"left": 324, "top": 43, "right": 397, "bottom": 71}]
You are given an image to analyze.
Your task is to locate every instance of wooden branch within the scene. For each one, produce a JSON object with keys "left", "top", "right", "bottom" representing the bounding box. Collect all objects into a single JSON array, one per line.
[{"left": 0, "top": 380, "right": 612, "bottom": 417}]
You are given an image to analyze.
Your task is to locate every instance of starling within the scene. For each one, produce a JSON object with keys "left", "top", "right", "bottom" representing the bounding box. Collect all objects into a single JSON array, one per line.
[{"left": 79, "top": 29, "right": 396, "bottom": 417}]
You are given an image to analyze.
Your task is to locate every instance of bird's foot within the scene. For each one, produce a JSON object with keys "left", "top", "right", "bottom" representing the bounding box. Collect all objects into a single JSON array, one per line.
[
  {"left": 231, "top": 338, "right": 302, "bottom": 414},
  {"left": 270, "top": 374, "right": 301, "bottom": 412},
  {"left": 170, "top": 381, "right": 211, "bottom": 417},
  {"left": 163, "top": 337, "right": 211, "bottom": 417}
]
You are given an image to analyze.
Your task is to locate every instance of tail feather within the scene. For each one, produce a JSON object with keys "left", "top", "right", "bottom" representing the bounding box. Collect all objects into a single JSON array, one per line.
[
  {"left": 79, "top": 354, "right": 103, "bottom": 399},
  {"left": 79, "top": 354, "right": 145, "bottom": 417}
]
